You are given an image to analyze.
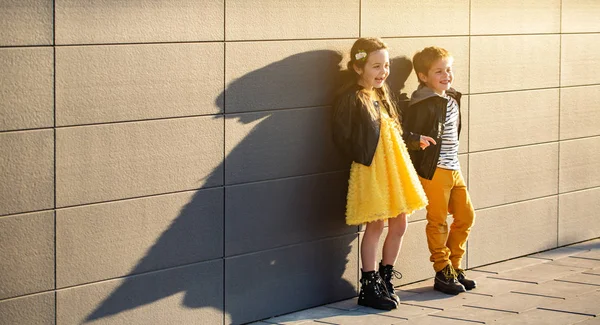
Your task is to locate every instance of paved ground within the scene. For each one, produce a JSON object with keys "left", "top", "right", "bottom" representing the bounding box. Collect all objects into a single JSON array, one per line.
[{"left": 250, "top": 238, "right": 600, "bottom": 325}]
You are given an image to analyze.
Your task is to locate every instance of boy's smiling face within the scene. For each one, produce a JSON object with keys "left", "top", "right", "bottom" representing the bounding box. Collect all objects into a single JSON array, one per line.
[{"left": 418, "top": 57, "right": 454, "bottom": 96}]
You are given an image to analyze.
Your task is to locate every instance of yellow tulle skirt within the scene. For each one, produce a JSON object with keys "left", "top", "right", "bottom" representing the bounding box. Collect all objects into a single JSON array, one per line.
[{"left": 345, "top": 110, "right": 428, "bottom": 225}]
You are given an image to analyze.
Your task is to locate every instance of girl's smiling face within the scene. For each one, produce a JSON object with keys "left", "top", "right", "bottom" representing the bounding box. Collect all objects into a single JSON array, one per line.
[
  {"left": 418, "top": 57, "right": 454, "bottom": 96},
  {"left": 354, "top": 49, "right": 390, "bottom": 91}
]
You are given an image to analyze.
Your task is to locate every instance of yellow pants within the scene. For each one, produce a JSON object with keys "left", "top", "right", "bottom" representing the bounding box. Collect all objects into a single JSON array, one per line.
[{"left": 419, "top": 168, "right": 475, "bottom": 272}]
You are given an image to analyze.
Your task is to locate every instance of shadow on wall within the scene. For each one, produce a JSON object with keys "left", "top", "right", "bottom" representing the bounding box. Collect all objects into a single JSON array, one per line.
[{"left": 84, "top": 50, "right": 413, "bottom": 325}]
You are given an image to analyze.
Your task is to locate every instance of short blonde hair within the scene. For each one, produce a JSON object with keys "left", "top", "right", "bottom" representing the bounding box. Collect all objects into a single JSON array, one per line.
[{"left": 412, "top": 46, "right": 452, "bottom": 84}]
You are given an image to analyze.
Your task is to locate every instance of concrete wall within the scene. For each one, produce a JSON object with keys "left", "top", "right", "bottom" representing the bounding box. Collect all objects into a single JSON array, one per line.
[{"left": 1, "top": 1, "right": 599, "bottom": 324}]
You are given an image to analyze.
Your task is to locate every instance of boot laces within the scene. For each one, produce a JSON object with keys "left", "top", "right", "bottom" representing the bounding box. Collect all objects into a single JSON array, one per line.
[
  {"left": 389, "top": 268, "right": 403, "bottom": 281},
  {"left": 442, "top": 265, "right": 457, "bottom": 280},
  {"left": 381, "top": 265, "right": 403, "bottom": 281}
]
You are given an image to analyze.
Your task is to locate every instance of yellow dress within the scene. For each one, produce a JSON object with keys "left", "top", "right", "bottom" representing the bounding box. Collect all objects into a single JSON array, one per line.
[{"left": 345, "top": 105, "right": 428, "bottom": 225}]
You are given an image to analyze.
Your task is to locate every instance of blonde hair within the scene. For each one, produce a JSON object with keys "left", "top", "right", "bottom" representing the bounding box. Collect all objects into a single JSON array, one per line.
[
  {"left": 412, "top": 46, "right": 452, "bottom": 85},
  {"left": 344, "top": 37, "right": 400, "bottom": 122}
]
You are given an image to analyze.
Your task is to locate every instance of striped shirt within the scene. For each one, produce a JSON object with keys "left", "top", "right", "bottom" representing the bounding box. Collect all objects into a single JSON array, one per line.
[{"left": 437, "top": 95, "right": 460, "bottom": 170}]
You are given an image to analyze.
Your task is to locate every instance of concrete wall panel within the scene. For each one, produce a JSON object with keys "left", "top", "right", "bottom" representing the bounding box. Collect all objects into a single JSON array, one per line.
[
  {"left": 471, "top": 0, "right": 560, "bottom": 35},
  {"left": 226, "top": 172, "right": 354, "bottom": 256},
  {"left": 0, "top": 0, "right": 53, "bottom": 46},
  {"left": 0, "top": 130, "right": 54, "bottom": 216},
  {"left": 57, "top": 260, "right": 223, "bottom": 325},
  {"left": 56, "top": 43, "right": 223, "bottom": 126},
  {"left": 56, "top": 116, "right": 223, "bottom": 207},
  {"left": 55, "top": 0, "right": 224, "bottom": 44},
  {"left": 0, "top": 212, "right": 54, "bottom": 300},
  {"left": 559, "top": 187, "right": 600, "bottom": 246},
  {"left": 226, "top": 0, "right": 359, "bottom": 40},
  {"left": 562, "top": 0, "right": 600, "bottom": 33},
  {"left": 362, "top": 0, "right": 469, "bottom": 37},
  {"left": 225, "top": 40, "right": 351, "bottom": 113},
  {"left": 469, "top": 143, "right": 558, "bottom": 209},
  {"left": 225, "top": 234, "right": 358, "bottom": 324},
  {"left": 470, "top": 89, "right": 559, "bottom": 151},
  {"left": 561, "top": 34, "right": 600, "bottom": 87},
  {"left": 470, "top": 35, "right": 560, "bottom": 93},
  {"left": 468, "top": 197, "right": 558, "bottom": 268},
  {"left": 0, "top": 47, "right": 53, "bottom": 131},
  {"left": 560, "top": 85, "right": 600, "bottom": 140},
  {"left": 560, "top": 136, "right": 600, "bottom": 193},
  {"left": 0, "top": 292, "right": 55, "bottom": 325},
  {"left": 225, "top": 107, "right": 346, "bottom": 185},
  {"left": 56, "top": 188, "right": 223, "bottom": 288}
]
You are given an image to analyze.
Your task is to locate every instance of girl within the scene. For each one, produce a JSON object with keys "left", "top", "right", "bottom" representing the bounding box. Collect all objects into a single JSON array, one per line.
[{"left": 332, "top": 38, "right": 428, "bottom": 310}]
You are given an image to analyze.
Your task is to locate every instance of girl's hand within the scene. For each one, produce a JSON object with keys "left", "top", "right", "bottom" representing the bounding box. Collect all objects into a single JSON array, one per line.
[{"left": 419, "top": 135, "right": 436, "bottom": 149}]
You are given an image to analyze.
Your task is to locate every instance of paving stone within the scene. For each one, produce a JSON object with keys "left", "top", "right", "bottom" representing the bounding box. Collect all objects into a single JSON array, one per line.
[
  {"left": 264, "top": 239, "right": 600, "bottom": 325},
  {"left": 402, "top": 315, "right": 477, "bottom": 325},
  {"left": 270, "top": 320, "right": 325, "bottom": 325},
  {"left": 489, "top": 308, "right": 591, "bottom": 325},
  {"left": 529, "top": 246, "right": 590, "bottom": 261},
  {"left": 555, "top": 273, "right": 600, "bottom": 286},
  {"left": 428, "top": 305, "right": 515, "bottom": 323},
  {"left": 464, "top": 292, "right": 562, "bottom": 313},
  {"left": 547, "top": 256, "right": 600, "bottom": 269},
  {"left": 401, "top": 288, "right": 492, "bottom": 311},
  {"left": 325, "top": 297, "right": 439, "bottom": 321},
  {"left": 360, "top": 303, "right": 441, "bottom": 320},
  {"left": 489, "top": 263, "right": 585, "bottom": 284},
  {"left": 539, "top": 290, "right": 600, "bottom": 316},
  {"left": 325, "top": 298, "right": 363, "bottom": 312},
  {"left": 466, "top": 277, "right": 537, "bottom": 297},
  {"left": 464, "top": 270, "right": 495, "bottom": 280},
  {"left": 576, "top": 250, "right": 600, "bottom": 260},
  {"left": 313, "top": 310, "right": 406, "bottom": 325},
  {"left": 568, "top": 317, "right": 600, "bottom": 325},
  {"left": 510, "top": 279, "right": 600, "bottom": 299},
  {"left": 473, "top": 257, "right": 547, "bottom": 274},
  {"left": 400, "top": 271, "right": 494, "bottom": 291},
  {"left": 399, "top": 279, "right": 433, "bottom": 293},
  {"left": 568, "top": 239, "right": 600, "bottom": 251},
  {"left": 262, "top": 306, "right": 346, "bottom": 324},
  {"left": 397, "top": 289, "right": 426, "bottom": 299}
]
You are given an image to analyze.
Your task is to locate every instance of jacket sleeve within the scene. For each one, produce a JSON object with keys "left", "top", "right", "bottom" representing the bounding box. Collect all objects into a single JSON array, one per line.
[
  {"left": 401, "top": 103, "right": 423, "bottom": 152},
  {"left": 331, "top": 91, "right": 357, "bottom": 159}
]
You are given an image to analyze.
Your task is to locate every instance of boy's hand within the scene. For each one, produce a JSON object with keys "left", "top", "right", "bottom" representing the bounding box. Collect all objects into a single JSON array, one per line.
[{"left": 419, "top": 135, "right": 436, "bottom": 149}]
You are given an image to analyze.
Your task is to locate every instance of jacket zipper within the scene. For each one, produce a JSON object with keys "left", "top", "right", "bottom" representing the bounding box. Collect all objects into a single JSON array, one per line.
[{"left": 428, "top": 98, "right": 447, "bottom": 179}]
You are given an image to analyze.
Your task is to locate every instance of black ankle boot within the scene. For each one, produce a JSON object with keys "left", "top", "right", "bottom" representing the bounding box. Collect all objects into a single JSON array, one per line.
[
  {"left": 378, "top": 262, "right": 401, "bottom": 304},
  {"left": 358, "top": 270, "right": 397, "bottom": 310},
  {"left": 434, "top": 264, "right": 466, "bottom": 295},
  {"left": 456, "top": 268, "right": 477, "bottom": 290}
]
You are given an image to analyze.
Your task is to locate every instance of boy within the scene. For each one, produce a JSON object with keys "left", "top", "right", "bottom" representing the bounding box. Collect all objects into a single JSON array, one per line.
[{"left": 402, "top": 47, "right": 476, "bottom": 295}]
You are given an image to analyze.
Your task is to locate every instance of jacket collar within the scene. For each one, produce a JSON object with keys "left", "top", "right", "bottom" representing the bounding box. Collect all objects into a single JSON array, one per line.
[{"left": 409, "top": 84, "right": 460, "bottom": 107}]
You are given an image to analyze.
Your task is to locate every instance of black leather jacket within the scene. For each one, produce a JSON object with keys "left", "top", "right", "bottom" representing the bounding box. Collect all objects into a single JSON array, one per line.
[
  {"left": 332, "top": 84, "right": 403, "bottom": 166},
  {"left": 402, "top": 85, "right": 462, "bottom": 180}
]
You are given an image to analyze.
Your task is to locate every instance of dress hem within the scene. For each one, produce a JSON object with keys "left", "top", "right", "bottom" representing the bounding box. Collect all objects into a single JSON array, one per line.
[{"left": 345, "top": 203, "right": 428, "bottom": 226}]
